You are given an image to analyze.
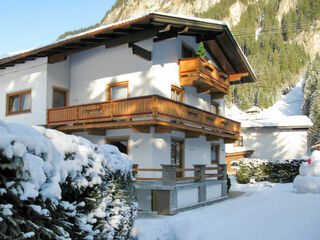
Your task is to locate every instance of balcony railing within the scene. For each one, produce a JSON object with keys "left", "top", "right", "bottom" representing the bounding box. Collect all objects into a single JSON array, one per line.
[
  {"left": 179, "top": 57, "right": 230, "bottom": 96},
  {"left": 47, "top": 95, "right": 240, "bottom": 139}
]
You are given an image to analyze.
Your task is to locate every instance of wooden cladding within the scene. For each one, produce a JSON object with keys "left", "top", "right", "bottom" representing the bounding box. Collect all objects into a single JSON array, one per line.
[
  {"left": 179, "top": 57, "right": 230, "bottom": 97},
  {"left": 47, "top": 95, "right": 241, "bottom": 139}
]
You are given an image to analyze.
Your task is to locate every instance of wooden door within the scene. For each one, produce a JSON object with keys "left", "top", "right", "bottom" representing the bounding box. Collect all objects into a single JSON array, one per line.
[{"left": 171, "top": 139, "right": 184, "bottom": 178}]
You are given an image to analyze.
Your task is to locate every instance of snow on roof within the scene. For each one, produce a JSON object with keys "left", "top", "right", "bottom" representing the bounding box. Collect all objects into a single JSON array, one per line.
[{"left": 241, "top": 115, "right": 313, "bottom": 128}]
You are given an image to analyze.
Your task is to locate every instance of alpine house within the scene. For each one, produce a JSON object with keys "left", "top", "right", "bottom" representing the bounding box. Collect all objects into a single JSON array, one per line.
[{"left": 0, "top": 12, "right": 256, "bottom": 215}]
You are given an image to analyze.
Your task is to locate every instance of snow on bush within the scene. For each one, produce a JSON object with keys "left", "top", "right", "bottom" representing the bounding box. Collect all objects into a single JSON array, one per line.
[
  {"left": 236, "top": 158, "right": 306, "bottom": 184},
  {"left": 0, "top": 120, "right": 137, "bottom": 239},
  {"left": 294, "top": 150, "right": 320, "bottom": 194}
]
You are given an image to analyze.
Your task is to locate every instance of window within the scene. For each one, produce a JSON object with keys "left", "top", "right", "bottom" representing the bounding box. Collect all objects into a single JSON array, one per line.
[
  {"left": 212, "top": 102, "right": 219, "bottom": 115},
  {"left": 211, "top": 144, "right": 220, "bottom": 164},
  {"left": 171, "top": 139, "right": 184, "bottom": 177},
  {"left": 182, "top": 43, "right": 194, "bottom": 59},
  {"left": 7, "top": 90, "right": 31, "bottom": 115},
  {"left": 234, "top": 136, "right": 244, "bottom": 147},
  {"left": 53, "top": 88, "right": 67, "bottom": 108},
  {"left": 171, "top": 86, "right": 184, "bottom": 102},
  {"left": 107, "top": 82, "right": 128, "bottom": 100},
  {"left": 107, "top": 138, "right": 128, "bottom": 154}
]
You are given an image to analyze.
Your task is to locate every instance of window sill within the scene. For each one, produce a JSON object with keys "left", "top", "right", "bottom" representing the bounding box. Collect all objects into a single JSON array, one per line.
[{"left": 6, "top": 110, "right": 31, "bottom": 116}]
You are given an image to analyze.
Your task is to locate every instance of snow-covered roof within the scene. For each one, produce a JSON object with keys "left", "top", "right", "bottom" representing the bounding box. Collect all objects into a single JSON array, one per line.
[
  {"left": 241, "top": 115, "right": 313, "bottom": 129},
  {"left": 0, "top": 12, "right": 256, "bottom": 84}
]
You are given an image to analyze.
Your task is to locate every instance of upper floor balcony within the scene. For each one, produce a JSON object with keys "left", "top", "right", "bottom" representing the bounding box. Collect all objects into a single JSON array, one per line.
[
  {"left": 179, "top": 57, "right": 230, "bottom": 99},
  {"left": 47, "top": 95, "right": 240, "bottom": 143}
]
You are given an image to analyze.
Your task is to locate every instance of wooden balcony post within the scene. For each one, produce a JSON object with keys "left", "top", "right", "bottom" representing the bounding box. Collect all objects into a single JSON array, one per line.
[
  {"left": 161, "top": 164, "right": 176, "bottom": 186},
  {"left": 218, "top": 164, "right": 227, "bottom": 180},
  {"left": 218, "top": 164, "right": 228, "bottom": 197},
  {"left": 193, "top": 164, "right": 206, "bottom": 202},
  {"left": 111, "top": 101, "right": 114, "bottom": 120},
  {"left": 193, "top": 164, "right": 206, "bottom": 183},
  {"left": 76, "top": 106, "right": 79, "bottom": 122},
  {"left": 152, "top": 96, "right": 158, "bottom": 120}
]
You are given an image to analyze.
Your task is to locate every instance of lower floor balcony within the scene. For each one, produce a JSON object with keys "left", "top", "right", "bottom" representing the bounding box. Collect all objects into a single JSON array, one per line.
[
  {"left": 47, "top": 95, "right": 240, "bottom": 142},
  {"left": 134, "top": 164, "right": 228, "bottom": 215}
]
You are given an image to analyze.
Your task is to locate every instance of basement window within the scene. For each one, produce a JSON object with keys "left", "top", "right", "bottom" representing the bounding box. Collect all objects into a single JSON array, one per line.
[{"left": 7, "top": 90, "right": 31, "bottom": 115}]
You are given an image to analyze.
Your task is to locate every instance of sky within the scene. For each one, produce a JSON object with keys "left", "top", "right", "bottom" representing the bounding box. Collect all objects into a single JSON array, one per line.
[{"left": 0, "top": 0, "right": 117, "bottom": 57}]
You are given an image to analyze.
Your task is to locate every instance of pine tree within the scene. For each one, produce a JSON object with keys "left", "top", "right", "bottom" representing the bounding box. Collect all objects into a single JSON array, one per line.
[{"left": 195, "top": 42, "right": 207, "bottom": 58}]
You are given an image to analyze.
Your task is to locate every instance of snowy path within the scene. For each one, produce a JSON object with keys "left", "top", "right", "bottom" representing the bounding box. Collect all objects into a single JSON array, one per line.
[{"left": 132, "top": 180, "right": 320, "bottom": 240}]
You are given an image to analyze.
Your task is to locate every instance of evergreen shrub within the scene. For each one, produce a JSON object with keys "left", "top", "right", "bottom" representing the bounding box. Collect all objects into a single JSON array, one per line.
[
  {"left": 236, "top": 158, "right": 306, "bottom": 184},
  {"left": 0, "top": 121, "right": 137, "bottom": 240}
]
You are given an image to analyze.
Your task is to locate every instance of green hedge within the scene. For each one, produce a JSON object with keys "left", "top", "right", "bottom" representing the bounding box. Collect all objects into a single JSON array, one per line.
[{"left": 236, "top": 159, "right": 307, "bottom": 184}]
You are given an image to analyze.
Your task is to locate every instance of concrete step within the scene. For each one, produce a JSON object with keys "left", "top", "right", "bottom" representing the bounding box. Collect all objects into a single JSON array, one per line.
[{"left": 137, "top": 210, "right": 158, "bottom": 218}]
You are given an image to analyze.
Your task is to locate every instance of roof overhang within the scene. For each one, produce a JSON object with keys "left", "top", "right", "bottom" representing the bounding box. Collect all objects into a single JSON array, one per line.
[{"left": 0, "top": 12, "right": 256, "bottom": 83}]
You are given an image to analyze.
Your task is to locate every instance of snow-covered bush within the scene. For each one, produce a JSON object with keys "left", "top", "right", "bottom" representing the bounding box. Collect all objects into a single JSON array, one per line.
[
  {"left": 0, "top": 120, "right": 137, "bottom": 239},
  {"left": 236, "top": 158, "right": 306, "bottom": 184},
  {"left": 294, "top": 150, "right": 320, "bottom": 193}
]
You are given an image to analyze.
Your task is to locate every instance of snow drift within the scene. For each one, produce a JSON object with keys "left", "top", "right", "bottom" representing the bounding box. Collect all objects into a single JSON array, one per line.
[
  {"left": 0, "top": 120, "right": 137, "bottom": 239},
  {"left": 294, "top": 150, "right": 320, "bottom": 194}
]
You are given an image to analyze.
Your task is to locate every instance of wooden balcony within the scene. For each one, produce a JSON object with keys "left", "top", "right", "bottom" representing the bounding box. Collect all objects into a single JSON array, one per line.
[
  {"left": 47, "top": 95, "right": 240, "bottom": 142},
  {"left": 179, "top": 57, "right": 230, "bottom": 98}
]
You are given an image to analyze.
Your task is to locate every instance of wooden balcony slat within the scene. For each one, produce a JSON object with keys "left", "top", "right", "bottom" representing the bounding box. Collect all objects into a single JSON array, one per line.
[
  {"left": 47, "top": 95, "right": 241, "bottom": 139},
  {"left": 179, "top": 57, "right": 230, "bottom": 95}
]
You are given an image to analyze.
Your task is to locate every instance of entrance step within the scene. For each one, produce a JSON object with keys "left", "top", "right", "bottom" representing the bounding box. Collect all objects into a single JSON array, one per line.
[{"left": 137, "top": 211, "right": 158, "bottom": 218}]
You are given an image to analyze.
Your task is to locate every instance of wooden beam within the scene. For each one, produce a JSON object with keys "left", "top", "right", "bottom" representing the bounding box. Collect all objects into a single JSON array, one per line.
[
  {"left": 204, "top": 40, "right": 235, "bottom": 74},
  {"left": 185, "top": 131, "right": 201, "bottom": 138},
  {"left": 95, "top": 33, "right": 119, "bottom": 39},
  {"left": 229, "top": 72, "right": 249, "bottom": 82},
  {"left": 153, "top": 26, "right": 186, "bottom": 42},
  {"left": 132, "top": 126, "right": 150, "bottom": 133},
  {"left": 114, "top": 28, "right": 137, "bottom": 33},
  {"left": 105, "top": 28, "right": 159, "bottom": 48},
  {"left": 224, "top": 138, "right": 237, "bottom": 144},
  {"left": 206, "top": 135, "right": 220, "bottom": 141},
  {"left": 80, "top": 38, "right": 104, "bottom": 43},
  {"left": 211, "top": 93, "right": 225, "bottom": 100},
  {"left": 197, "top": 85, "right": 212, "bottom": 93},
  {"left": 155, "top": 126, "right": 171, "bottom": 134},
  {"left": 87, "top": 129, "right": 106, "bottom": 136},
  {"left": 65, "top": 42, "right": 86, "bottom": 48},
  {"left": 128, "top": 43, "right": 152, "bottom": 61},
  {"left": 48, "top": 53, "right": 67, "bottom": 64}
]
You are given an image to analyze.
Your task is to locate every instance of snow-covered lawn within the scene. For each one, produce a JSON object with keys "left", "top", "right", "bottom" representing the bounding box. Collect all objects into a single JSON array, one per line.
[{"left": 132, "top": 178, "right": 320, "bottom": 240}]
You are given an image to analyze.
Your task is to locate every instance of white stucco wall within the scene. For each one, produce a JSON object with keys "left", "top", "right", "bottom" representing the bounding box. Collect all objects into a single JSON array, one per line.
[
  {"left": 69, "top": 40, "right": 154, "bottom": 105},
  {"left": 241, "top": 127, "right": 309, "bottom": 160},
  {"left": 177, "top": 187, "right": 198, "bottom": 207},
  {"left": 67, "top": 36, "right": 214, "bottom": 112},
  {"left": 47, "top": 58, "right": 70, "bottom": 108},
  {"left": 207, "top": 184, "right": 222, "bottom": 200},
  {"left": 0, "top": 58, "right": 48, "bottom": 125}
]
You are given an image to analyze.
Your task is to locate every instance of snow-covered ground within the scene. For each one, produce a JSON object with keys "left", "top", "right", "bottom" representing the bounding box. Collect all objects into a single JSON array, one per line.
[{"left": 132, "top": 178, "right": 320, "bottom": 240}]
